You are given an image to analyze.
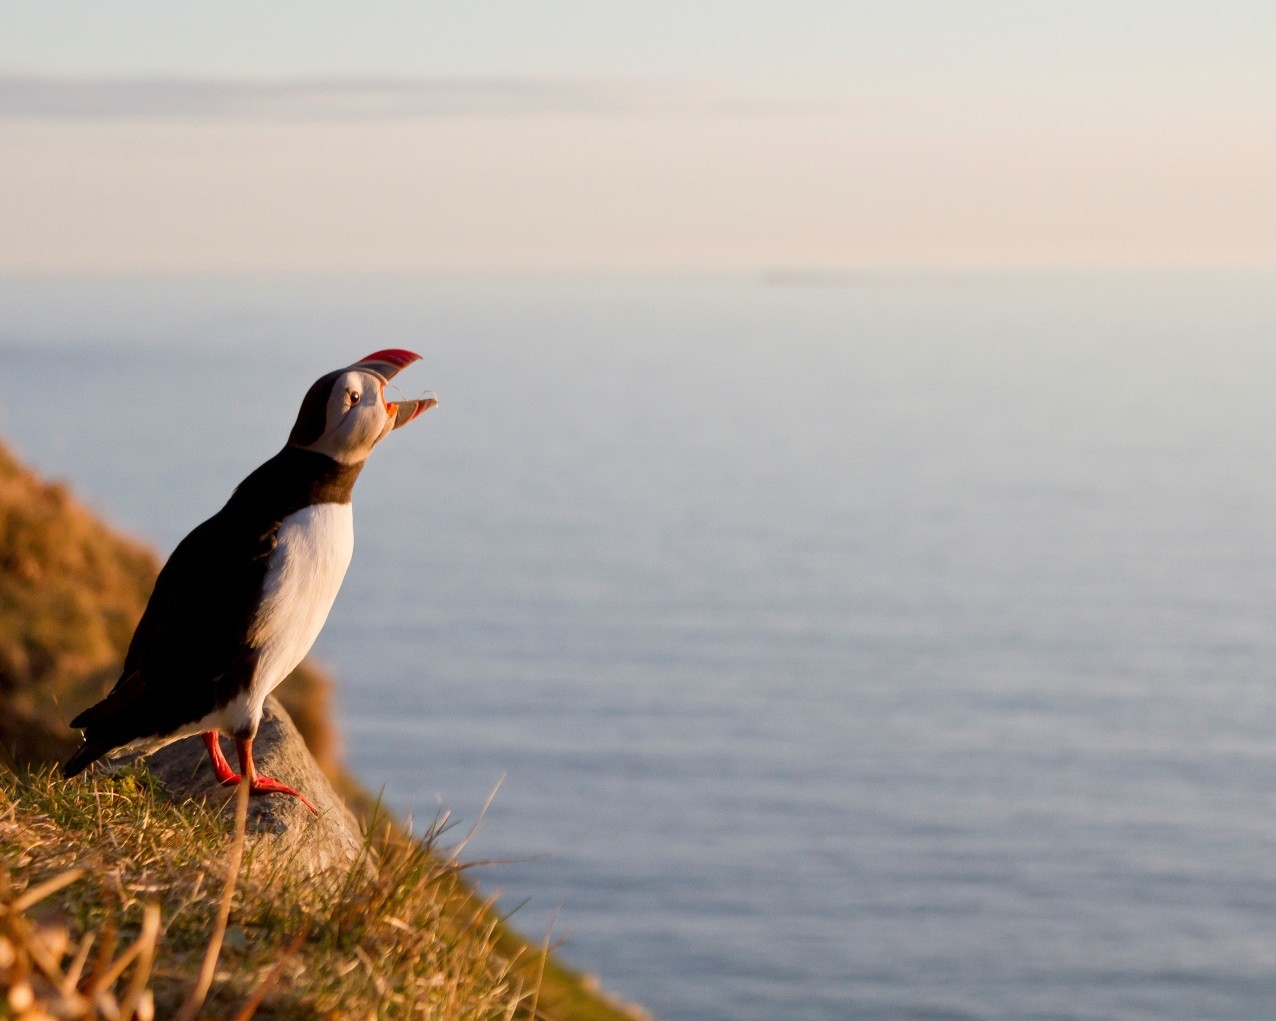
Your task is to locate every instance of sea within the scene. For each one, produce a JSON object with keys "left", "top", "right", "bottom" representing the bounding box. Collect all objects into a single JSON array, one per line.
[{"left": 2, "top": 272, "right": 1276, "bottom": 1021}]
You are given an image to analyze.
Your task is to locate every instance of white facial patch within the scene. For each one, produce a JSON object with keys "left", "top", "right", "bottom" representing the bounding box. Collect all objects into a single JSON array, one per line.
[{"left": 307, "top": 370, "right": 395, "bottom": 463}]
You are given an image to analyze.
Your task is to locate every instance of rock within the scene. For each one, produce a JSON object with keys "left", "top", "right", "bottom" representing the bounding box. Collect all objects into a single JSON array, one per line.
[{"left": 118, "top": 698, "right": 373, "bottom": 882}]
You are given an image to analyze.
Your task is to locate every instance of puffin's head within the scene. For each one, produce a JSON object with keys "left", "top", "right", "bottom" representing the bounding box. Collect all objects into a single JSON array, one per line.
[{"left": 287, "top": 349, "right": 437, "bottom": 464}]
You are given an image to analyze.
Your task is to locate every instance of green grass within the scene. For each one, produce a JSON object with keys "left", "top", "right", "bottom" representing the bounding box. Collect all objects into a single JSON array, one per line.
[{"left": 2, "top": 764, "right": 539, "bottom": 1019}]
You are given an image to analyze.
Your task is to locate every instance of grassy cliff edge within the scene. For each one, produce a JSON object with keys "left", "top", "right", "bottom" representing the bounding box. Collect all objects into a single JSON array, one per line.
[{"left": 0, "top": 441, "right": 644, "bottom": 1021}]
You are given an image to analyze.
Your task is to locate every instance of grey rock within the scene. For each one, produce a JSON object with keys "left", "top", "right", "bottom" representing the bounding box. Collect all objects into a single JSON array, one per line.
[{"left": 116, "top": 697, "right": 374, "bottom": 882}]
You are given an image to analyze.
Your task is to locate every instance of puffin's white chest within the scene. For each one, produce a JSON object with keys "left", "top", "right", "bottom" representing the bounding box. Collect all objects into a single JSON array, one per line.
[{"left": 251, "top": 502, "right": 354, "bottom": 702}]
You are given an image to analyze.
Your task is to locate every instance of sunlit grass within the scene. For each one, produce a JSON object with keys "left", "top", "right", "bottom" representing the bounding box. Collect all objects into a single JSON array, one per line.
[{"left": 0, "top": 764, "right": 538, "bottom": 1019}]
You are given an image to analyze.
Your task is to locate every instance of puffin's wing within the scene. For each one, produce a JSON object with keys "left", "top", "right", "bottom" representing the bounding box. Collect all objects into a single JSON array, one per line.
[{"left": 69, "top": 512, "right": 276, "bottom": 746}]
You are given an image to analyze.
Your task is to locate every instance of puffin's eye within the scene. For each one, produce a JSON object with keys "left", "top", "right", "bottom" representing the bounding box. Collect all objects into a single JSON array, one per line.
[{"left": 347, "top": 390, "right": 360, "bottom": 405}]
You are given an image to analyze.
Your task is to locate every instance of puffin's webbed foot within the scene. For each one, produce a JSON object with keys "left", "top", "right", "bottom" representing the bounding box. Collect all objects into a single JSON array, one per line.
[
  {"left": 204, "top": 730, "right": 318, "bottom": 813},
  {"left": 248, "top": 775, "right": 318, "bottom": 815},
  {"left": 234, "top": 734, "right": 319, "bottom": 815}
]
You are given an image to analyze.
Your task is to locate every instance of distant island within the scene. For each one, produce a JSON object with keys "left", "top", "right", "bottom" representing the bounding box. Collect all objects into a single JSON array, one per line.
[{"left": 761, "top": 268, "right": 862, "bottom": 287}]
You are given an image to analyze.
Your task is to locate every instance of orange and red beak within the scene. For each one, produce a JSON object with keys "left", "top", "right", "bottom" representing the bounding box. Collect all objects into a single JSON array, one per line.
[
  {"left": 389, "top": 393, "right": 437, "bottom": 429},
  {"left": 351, "top": 348, "right": 420, "bottom": 380},
  {"left": 350, "top": 348, "right": 438, "bottom": 429}
]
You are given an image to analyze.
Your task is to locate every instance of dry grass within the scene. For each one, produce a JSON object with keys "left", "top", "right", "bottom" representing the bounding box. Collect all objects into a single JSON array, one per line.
[
  {"left": 0, "top": 866, "right": 163, "bottom": 1020},
  {"left": 0, "top": 765, "right": 542, "bottom": 1020}
]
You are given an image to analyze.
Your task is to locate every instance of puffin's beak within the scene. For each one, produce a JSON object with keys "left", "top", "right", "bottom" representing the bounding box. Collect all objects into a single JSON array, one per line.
[
  {"left": 350, "top": 348, "right": 437, "bottom": 429},
  {"left": 389, "top": 393, "right": 438, "bottom": 429},
  {"left": 350, "top": 348, "right": 422, "bottom": 381}
]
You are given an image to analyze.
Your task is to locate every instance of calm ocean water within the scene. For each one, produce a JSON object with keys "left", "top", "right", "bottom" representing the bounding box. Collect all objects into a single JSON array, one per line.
[{"left": 3, "top": 273, "right": 1276, "bottom": 1020}]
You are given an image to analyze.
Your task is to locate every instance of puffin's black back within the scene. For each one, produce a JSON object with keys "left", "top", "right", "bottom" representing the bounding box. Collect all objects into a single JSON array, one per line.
[{"left": 63, "top": 447, "right": 362, "bottom": 776}]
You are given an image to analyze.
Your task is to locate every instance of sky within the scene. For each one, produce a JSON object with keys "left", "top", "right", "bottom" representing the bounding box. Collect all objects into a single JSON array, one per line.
[{"left": 1, "top": 2, "right": 1273, "bottom": 272}]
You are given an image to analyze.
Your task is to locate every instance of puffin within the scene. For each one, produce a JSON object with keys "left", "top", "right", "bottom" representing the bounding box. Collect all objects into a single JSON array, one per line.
[{"left": 62, "top": 349, "right": 436, "bottom": 813}]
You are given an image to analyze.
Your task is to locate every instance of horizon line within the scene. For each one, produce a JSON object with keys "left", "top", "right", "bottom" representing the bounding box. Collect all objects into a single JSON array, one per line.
[{"left": 0, "top": 263, "right": 1272, "bottom": 281}]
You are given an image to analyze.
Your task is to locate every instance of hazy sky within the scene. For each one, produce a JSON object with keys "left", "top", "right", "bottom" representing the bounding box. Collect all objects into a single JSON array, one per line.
[{"left": 2, "top": 2, "right": 1273, "bottom": 272}]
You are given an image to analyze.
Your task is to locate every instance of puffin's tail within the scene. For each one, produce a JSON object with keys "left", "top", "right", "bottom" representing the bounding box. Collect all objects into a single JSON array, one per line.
[
  {"left": 62, "top": 736, "right": 113, "bottom": 779},
  {"left": 63, "top": 671, "right": 146, "bottom": 778}
]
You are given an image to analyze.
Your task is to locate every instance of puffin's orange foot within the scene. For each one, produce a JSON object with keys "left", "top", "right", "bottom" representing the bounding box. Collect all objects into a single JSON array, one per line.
[{"left": 248, "top": 775, "right": 318, "bottom": 815}]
